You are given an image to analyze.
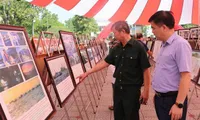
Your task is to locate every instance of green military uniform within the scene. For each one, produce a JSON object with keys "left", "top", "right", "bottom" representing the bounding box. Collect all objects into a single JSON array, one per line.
[{"left": 105, "top": 38, "right": 150, "bottom": 120}]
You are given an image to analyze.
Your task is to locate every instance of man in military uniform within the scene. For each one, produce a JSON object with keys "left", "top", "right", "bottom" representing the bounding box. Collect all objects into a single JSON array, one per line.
[{"left": 77, "top": 21, "right": 151, "bottom": 120}]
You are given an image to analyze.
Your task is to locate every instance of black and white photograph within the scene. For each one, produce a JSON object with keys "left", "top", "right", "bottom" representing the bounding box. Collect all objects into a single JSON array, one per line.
[
  {"left": 16, "top": 47, "right": 32, "bottom": 62},
  {"left": 192, "top": 52, "right": 200, "bottom": 81},
  {"left": 87, "top": 48, "right": 94, "bottom": 61},
  {"left": 60, "top": 31, "right": 84, "bottom": 84},
  {"left": 0, "top": 31, "right": 12, "bottom": 46},
  {"left": 10, "top": 32, "right": 26, "bottom": 46},
  {"left": 0, "top": 48, "right": 21, "bottom": 66},
  {"left": 0, "top": 65, "right": 24, "bottom": 92},
  {"left": 62, "top": 34, "right": 81, "bottom": 66},
  {"left": 178, "top": 29, "right": 190, "bottom": 39},
  {"left": 190, "top": 28, "right": 199, "bottom": 39},
  {"left": 47, "top": 57, "right": 70, "bottom": 85},
  {"left": 80, "top": 49, "right": 91, "bottom": 71},
  {"left": 45, "top": 54, "right": 75, "bottom": 106}
]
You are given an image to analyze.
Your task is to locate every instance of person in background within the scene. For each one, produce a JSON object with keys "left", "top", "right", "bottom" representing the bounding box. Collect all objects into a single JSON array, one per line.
[
  {"left": 77, "top": 21, "right": 151, "bottom": 120},
  {"left": 149, "top": 11, "right": 192, "bottom": 120},
  {"left": 136, "top": 33, "right": 153, "bottom": 58}
]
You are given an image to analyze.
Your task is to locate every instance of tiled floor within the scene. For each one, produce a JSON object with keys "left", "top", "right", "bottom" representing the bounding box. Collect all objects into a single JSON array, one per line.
[{"left": 50, "top": 66, "right": 200, "bottom": 120}]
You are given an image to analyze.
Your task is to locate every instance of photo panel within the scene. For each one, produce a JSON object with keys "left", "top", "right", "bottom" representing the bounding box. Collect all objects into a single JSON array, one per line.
[
  {"left": 178, "top": 29, "right": 190, "bottom": 40},
  {"left": 87, "top": 47, "right": 95, "bottom": 67},
  {"left": 19, "top": 61, "right": 38, "bottom": 81},
  {"left": 0, "top": 47, "right": 21, "bottom": 66},
  {"left": 190, "top": 28, "right": 199, "bottom": 39},
  {"left": 0, "top": 65, "right": 24, "bottom": 93},
  {"left": 90, "top": 41, "right": 99, "bottom": 64},
  {"left": 16, "top": 47, "right": 32, "bottom": 63},
  {"left": 191, "top": 51, "right": 200, "bottom": 82},
  {"left": 45, "top": 54, "right": 75, "bottom": 107},
  {"left": 80, "top": 49, "right": 91, "bottom": 71},
  {"left": 10, "top": 32, "right": 26, "bottom": 46},
  {"left": 0, "top": 25, "right": 54, "bottom": 120},
  {"left": 59, "top": 31, "right": 84, "bottom": 85},
  {"left": 93, "top": 41, "right": 102, "bottom": 61},
  {"left": 1, "top": 77, "right": 46, "bottom": 120},
  {"left": 97, "top": 44, "right": 103, "bottom": 59},
  {"left": 0, "top": 31, "right": 12, "bottom": 46}
]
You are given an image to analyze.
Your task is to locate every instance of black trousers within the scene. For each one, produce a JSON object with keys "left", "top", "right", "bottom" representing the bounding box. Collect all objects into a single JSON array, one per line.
[
  {"left": 154, "top": 94, "right": 188, "bottom": 120},
  {"left": 114, "top": 85, "right": 141, "bottom": 120}
]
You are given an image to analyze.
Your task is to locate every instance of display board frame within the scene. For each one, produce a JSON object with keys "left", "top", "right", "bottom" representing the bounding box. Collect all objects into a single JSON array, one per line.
[
  {"left": 45, "top": 54, "right": 75, "bottom": 107},
  {"left": 0, "top": 104, "right": 6, "bottom": 120},
  {"left": 0, "top": 25, "right": 55, "bottom": 120},
  {"left": 89, "top": 41, "right": 99, "bottom": 64},
  {"left": 59, "top": 31, "right": 86, "bottom": 85},
  {"left": 178, "top": 29, "right": 190, "bottom": 40}
]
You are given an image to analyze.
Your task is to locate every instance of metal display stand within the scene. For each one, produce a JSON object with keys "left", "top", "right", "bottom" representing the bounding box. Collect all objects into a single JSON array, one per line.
[{"left": 34, "top": 31, "right": 87, "bottom": 120}]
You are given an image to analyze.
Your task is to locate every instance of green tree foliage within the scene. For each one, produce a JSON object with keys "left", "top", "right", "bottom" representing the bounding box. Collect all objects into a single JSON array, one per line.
[
  {"left": 65, "top": 15, "right": 99, "bottom": 35},
  {"left": 0, "top": 0, "right": 41, "bottom": 35},
  {"left": 141, "top": 25, "right": 150, "bottom": 37},
  {"left": 0, "top": 0, "right": 68, "bottom": 37},
  {"left": 182, "top": 24, "right": 198, "bottom": 29}
]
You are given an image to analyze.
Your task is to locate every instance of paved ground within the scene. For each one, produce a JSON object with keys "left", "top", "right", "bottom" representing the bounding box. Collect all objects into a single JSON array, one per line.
[{"left": 50, "top": 65, "right": 200, "bottom": 120}]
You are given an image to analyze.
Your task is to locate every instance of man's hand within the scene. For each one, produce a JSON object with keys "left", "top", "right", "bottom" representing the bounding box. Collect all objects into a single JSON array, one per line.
[
  {"left": 140, "top": 90, "right": 149, "bottom": 105},
  {"left": 150, "top": 55, "right": 154, "bottom": 59},
  {"left": 169, "top": 104, "right": 183, "bottom": 120},
  {"left": 76, "top": 72, "right": 89, "bottom": 82}
]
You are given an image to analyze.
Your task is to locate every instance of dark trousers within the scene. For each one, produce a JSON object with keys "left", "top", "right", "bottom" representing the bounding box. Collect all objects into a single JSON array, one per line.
[
  {"left": 114, "top": 85, "right": 141, "bottom": 120},
  {"left": 154, "top": 94, "right": 188, "bottom": 120}
]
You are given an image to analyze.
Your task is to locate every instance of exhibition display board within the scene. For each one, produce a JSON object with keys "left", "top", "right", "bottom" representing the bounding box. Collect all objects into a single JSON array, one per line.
[
  {"left": 45, "top": 54, "right": 75, "bottom": 107},
  {"left": 80, "top": 48, "right": 91, "bottom": 71},
  {"left": 0, "top": 25, "right": 54, "bottom": 120},
  {"left": 59, "top": 31, "right": 85, "bottom": 85},
  {"left": 192, "top": 51, "right": 200, "bottom": 85}
]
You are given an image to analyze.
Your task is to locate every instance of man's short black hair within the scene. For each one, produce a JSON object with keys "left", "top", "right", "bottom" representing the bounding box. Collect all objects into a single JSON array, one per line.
[
  {"left": 136, "top": 33, "right": 143, "bottom": 39},
  {"left": 148, "top": 11, "right": 175, "bottom": 29}
]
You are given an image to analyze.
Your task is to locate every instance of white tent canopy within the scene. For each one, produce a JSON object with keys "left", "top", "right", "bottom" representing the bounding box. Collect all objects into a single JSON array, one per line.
[{"left": 28, "top": 0, "right": 200, "bottom": 25}]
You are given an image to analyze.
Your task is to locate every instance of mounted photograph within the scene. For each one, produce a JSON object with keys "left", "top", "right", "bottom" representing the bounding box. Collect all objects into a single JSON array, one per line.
[
  {"left": 16, "top": 47, "right": 32, "bottom": 62},
  {"left": 0, "top": 65, "right": 24, "bottom": 92},
  {"left": 0, "top": 47, "right": 21, "bottom": 66},
  {"left": 10, "top": 32, "right": 26, "bottom": 46},
  {"left": 19, "top": 61, "right": 38, "bottom": 80},
  {"left": 60, "top": 31, "right": 84, "bottom": 84},
  {"left": 0, "top": 31, "right": 12, "bottom": 46},
  {"left": 45, "top": 54, "right": 75, "bottom": 107}
]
